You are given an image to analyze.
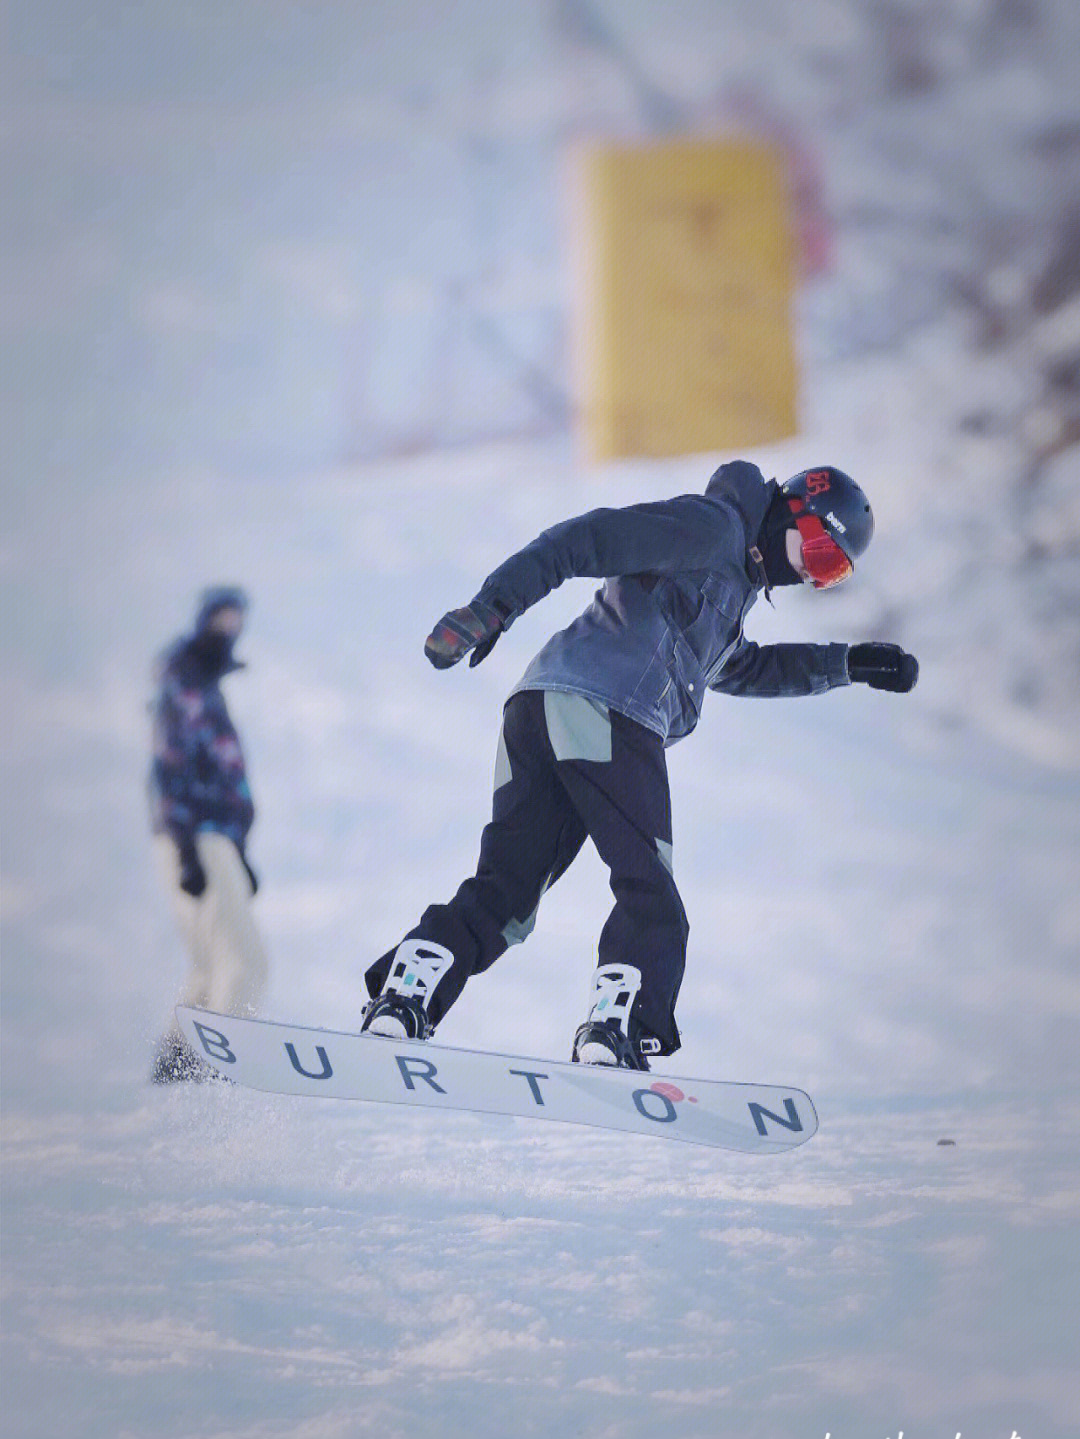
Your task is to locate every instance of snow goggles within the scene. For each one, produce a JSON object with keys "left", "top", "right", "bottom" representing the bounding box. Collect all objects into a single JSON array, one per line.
[{"left": 788, "top": 502, "right": 854, "bottom": 589}]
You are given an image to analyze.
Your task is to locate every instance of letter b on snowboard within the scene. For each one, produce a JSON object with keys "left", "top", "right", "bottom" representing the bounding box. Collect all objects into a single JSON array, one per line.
[{"left": 193, "top": 1021, "right": 236, "bottom": 1064}]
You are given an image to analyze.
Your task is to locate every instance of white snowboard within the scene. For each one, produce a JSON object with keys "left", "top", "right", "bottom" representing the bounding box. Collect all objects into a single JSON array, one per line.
[{"left": 175, "top": 1006, "right": 818, "bottom": 1154}]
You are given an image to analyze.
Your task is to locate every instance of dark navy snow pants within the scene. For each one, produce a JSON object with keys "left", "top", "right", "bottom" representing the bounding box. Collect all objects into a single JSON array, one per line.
[{"left": 365, "top": 689, "right": 688, "bottom": 1054}]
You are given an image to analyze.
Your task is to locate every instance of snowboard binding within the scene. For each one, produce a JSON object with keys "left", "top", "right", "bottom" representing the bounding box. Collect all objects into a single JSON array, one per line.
[
  {"left": 571, "top": 964, "right": 661, "bottom": 1071},
  {"left": 361, "top": 938, "right": 454, "bottom": 1042},
  {"left": 361, "top": 992, "right": 434, "bottom": 1041},
  {"left": 572, "top": 1019, "right": 656, "bottom": 1071}
]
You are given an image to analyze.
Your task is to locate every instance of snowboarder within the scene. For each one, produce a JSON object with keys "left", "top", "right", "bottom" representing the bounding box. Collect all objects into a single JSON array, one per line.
[
  {"left": 362, "top": 461, "right": 918, "bottom": 1069},
  {"left": 148, "top": 587, "right": 268, "bottom": 1082}
]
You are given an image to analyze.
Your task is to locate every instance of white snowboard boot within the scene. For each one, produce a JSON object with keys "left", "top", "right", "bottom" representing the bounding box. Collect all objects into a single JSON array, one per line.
[
  {"left": 361, "top": 938, "right": 454, "bottom": 1041},
  {"left": 571, "top": 964, "right": 660, "bottom": 1071}
]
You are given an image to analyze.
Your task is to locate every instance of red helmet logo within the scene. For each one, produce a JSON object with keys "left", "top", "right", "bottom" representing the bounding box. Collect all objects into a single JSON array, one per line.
[{"left": 805, "top": 469, "right": 831, "bottom": 496}]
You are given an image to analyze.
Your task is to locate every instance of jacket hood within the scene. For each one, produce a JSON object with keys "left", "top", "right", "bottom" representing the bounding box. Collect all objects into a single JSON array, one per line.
[
  {"left": 194, "top": 585, "right": 249, "bottom": 636},
  {"left": 157, "top": 587, "right": 249, "bottom": 685},
  {"left": 703, "top": 461, "right": 780, "bottom": 589}
]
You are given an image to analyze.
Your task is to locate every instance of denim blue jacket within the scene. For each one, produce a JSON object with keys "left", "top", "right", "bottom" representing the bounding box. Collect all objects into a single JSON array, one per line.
[{"left": 477, "top": 460, "right": 851, "bottom": 745}]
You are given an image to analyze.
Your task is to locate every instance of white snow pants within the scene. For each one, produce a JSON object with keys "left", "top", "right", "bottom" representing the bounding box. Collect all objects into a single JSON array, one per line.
[{"left": 155, "top": 830, "right": 268, "bottom": 1029}]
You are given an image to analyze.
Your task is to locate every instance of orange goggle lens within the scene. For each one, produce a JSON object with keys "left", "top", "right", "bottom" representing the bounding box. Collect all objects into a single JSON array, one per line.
[{"left": 794, "top": 514, "right": 854, "bottom": 589}]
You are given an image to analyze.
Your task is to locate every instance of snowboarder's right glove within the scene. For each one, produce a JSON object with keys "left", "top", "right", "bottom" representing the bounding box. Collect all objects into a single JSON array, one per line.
[
  {"left": 846, "top": 642, "right": 919, "bottom": 692},
  {"left": 177, "top": 840, "right": 208, "bottom": 898},
  {"left": 425, "top": 597, "right": 511, "bottom": 669}
]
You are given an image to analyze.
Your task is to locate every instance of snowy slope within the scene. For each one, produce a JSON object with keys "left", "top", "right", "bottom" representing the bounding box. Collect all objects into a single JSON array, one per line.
[{"left": 3, "top": 422, "right": 1079, "bottom": 1439}]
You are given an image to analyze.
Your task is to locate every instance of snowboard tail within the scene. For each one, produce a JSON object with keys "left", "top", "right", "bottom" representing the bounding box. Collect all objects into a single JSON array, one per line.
[{"left": 175, "top": 1006, "right": 817, "bottom": 1154}]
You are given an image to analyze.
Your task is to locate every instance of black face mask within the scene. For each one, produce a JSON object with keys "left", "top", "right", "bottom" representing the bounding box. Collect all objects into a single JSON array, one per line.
[
  {"left": 756, "top": 494, "right": 802, "bottom": 587},
  {"left": 188, "top": 628, "right": 239, "bottom": 677}
]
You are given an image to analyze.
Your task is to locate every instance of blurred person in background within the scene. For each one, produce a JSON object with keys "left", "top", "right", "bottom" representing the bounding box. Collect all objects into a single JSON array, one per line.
[
  {"left": 362, "top": 461, "right": 918, "bottom": 1070},
  {"left": 147, "top": 587, "right": 268, "bottom": 1083}
]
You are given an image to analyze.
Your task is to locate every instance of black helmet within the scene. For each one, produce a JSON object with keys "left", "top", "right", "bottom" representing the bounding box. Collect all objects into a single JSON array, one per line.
[{"left": 780, "top": 467, "right": 874, "bottom": 564}]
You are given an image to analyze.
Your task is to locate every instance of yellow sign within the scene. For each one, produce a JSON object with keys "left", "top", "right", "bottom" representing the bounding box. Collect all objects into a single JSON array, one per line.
[{"left": 569, "top": 140, "right": 798, "bottom": 463}]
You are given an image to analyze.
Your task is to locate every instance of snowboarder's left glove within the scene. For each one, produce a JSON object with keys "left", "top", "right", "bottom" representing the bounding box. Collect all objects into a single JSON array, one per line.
[
  {"left": 177, "top": 839, "right": 208, "bottom": 898},
  {"left": 847, "top": 642, "right": 919, "bottom": 692},
  {"left": 239, "top": 852, "right": 259, "bottom": 896},
  {"left": 425, "top": 597, "right": 511, "bottom": 669}
]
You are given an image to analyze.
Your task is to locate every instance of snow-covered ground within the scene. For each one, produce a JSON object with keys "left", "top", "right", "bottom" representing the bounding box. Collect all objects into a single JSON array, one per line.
[
  {"left": 4, "top": 3, "right": 1080, "bottom": 1437},
  {"left": 4, "top": 423, "right": 1079, "bottom": 1438}
]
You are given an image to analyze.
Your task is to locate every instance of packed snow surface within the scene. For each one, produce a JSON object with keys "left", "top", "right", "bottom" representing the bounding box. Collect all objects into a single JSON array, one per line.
[{"left": 5, "top": 434, "right": 1079, "bottom": 1438}]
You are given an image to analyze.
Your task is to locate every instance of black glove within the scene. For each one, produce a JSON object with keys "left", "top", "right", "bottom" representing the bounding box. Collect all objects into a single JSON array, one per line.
[
  {"left": 847, "top": 642, "right": 919, "bottom": 693},
  {"left": 177, "top": 840, "right": 208, "bottom": 898},
  {"left": 425, "top": 597, "right": 511, "bottom": 670},
  {"left": 240, "top": 853, "right": 259, "bottom": 896}
]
